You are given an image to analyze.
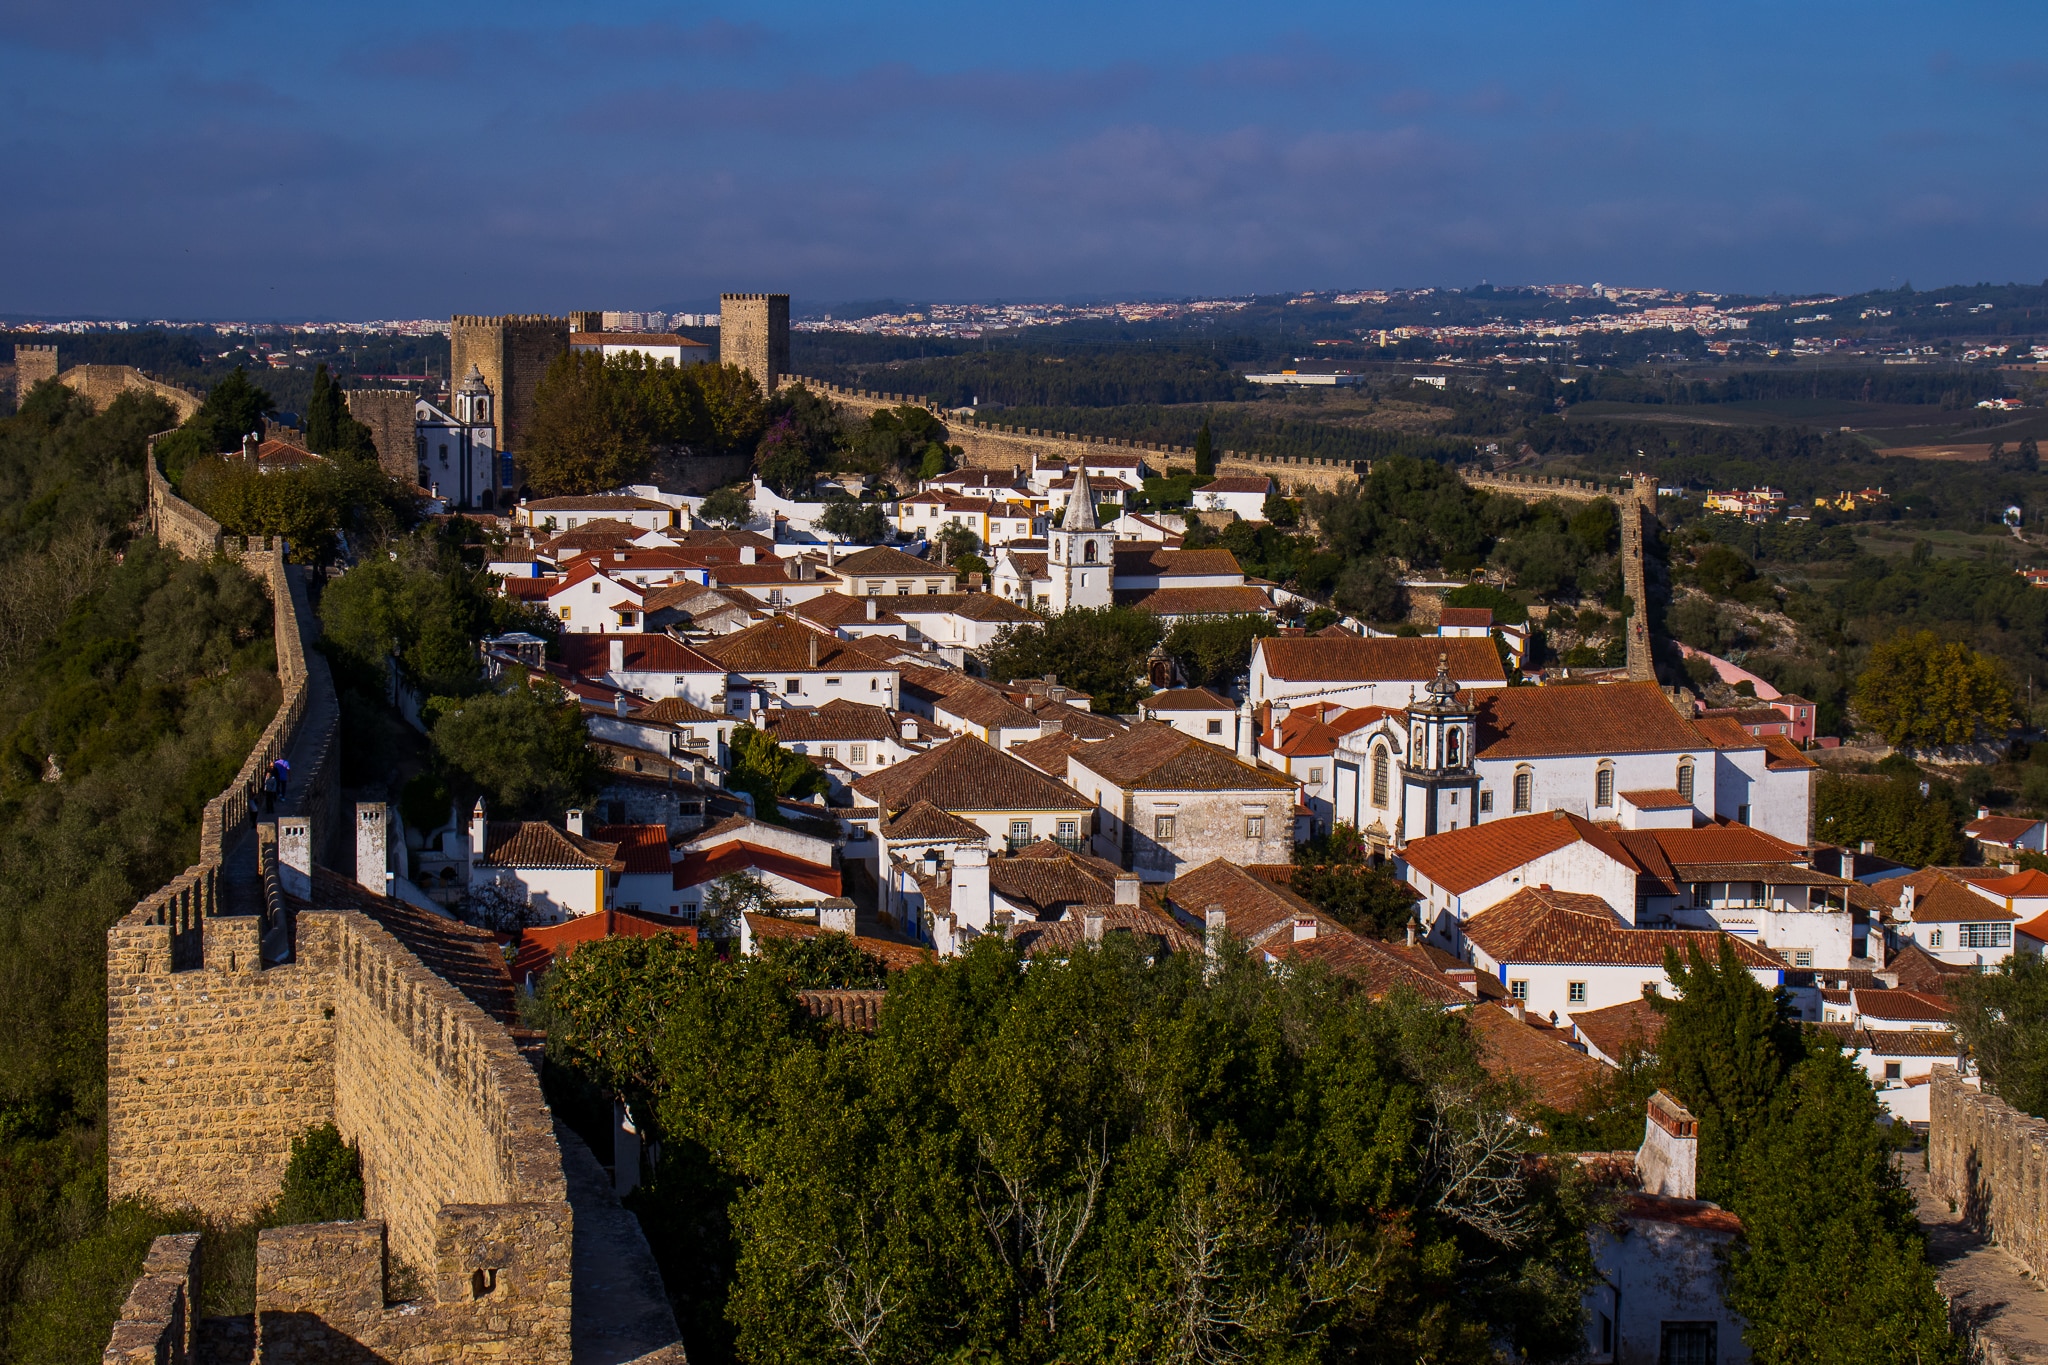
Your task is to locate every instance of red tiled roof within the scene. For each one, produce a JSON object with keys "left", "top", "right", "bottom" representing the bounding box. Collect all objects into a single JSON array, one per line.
[
  {"left": 1761, "top": 734, "right": 1817, "bottom": 770},
  {"left": 1463, "top": 886, "right": 1782, "bottom": 968},
  {"left": 1273, "top": 932, "right": 1473, "bottom": 1006},
  {"left": 851, "top": 734, "right": 1094, "bottom": 813},
  {"left": 1570, "top": 997, "right": 1666, "bottom": 1062},
  {"left": 1160, "top": 858, "right": 1328, "bottom": 945},
  {"left": 673, "top": 842, "right": 842, "bottom": 897},
  {"left": 1851, "top": 988, "right": 1954, "bottom": 1023},
  {"left": 1195, "top": 475, "right": 1274, "bottom": 494},
  {"left": 1900, "top": 868, "right": 2020, "bottom": 923},
  {"left": 1069, "top": 722, "right": 1297, "bottom": 791},
  {"left": 1258, "top": 636, "right": 1506, "bottom": 686},
  {"left": 1965, "top": 815, "right": 2046, "bottom": 845},
  {"left": 1473, "top": 681, "right": 1700, "bottom": 759},
  {"left": 527, "top": 494, "right": 676, "bottom": 512},
  {"left": 1114, "top": 585, "right": 1276, "bottom": 617},
  {"left": 696, "top": 617, "right": 891, "bottom": 672},
  {"left": 480, "top": 821, "right": 623, "bottom": 871},
  {"left": 1954, "top": 867, "right": 2048, "bottom": 897},
  {"left": 1624, "top": 1194, "right": 1742, "bottom": 1234},
  {"left": 510, "top": 907, "right": 694, "bottom": 982},
  {"left": 829, "top": 545, "right": 952, "bottom": 578},
  {"left": 1467, "top": 1004, "right": 1607, "bottom": 1111},
  {"left": 1143, "top": 687, "right": 1239, "bottom": 712},
  {"left": 1619, "top": 788, "right": 1691, "bottom": 809},
  {"left": 1009, "top": 905, "right": 1201, "bottom": 958},
  {"left": 879, "top": 800, "right": 988, "bottom": 842},
  {"left": 1400, "top": 810, "right": 1637, "bottom": 896},
  {"left": 503, "top": 578, "right": 551, "bottom": 601},
  {"left": 771, "top": 698, "right": 899, "bottom": 742},
  {"left": 592, "top": 823, "right": 673, "bottom": 877},
  {"left": 1438, "top": 607, "right": 1495, "bottom": 628},
  {"left": 743, "top": 913, "right": 932, "bottom": 970},
  {"left": 561, "top": 633, "right": 726, "bottom": 676},
  {"left": 636, "top": 696, "right": 724, "bottom": 724},
  {"left": 798, "top": 988, "right": 888, "bottom": 1031},
  {"left": 1111, "top": 547, "right": 1243, "bottom": 578}
]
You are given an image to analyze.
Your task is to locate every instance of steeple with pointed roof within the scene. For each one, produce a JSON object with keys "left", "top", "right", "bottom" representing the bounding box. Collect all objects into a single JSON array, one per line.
[
  {"left": 1047, "top": 463, "right": 1111, "bottom": 610},
  {"left": 1062, "top": 465, "right": 1100, "bottom": 531}
]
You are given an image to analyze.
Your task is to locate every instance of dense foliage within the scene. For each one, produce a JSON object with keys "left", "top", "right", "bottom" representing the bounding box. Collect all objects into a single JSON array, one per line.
[
  {"left": 271, "top": 1123, "right": 366, "bottom": 1227},
  {"left": 318, "top": 527, "right": 539, "bottom": 698},
  {"left": 427, "top": 678, "right": 601, "bottom": 818},
  {"left": 1851, "top": 630, "right": 2013, "bottom": 748},
  {"left": 726, "top": 724, "right": 828, "bottom": 823},
  {"left": 0, "top": 386, "right": 284, "bottom": 1359},
  {"left": 985, "top": 606, "right": 1165, "bottom": 715},
  {"left": 545, "top": 933, "right": 1599, "bottom": 1365},
  {"left": 1950, "top": 954, "right": 2048, "bottom": 1120},
  {"left": 521, "top": 352, "right": 769, "bottom": 494},
  {"left": 1161, "top": 614, "right": 1277, "bottom": 690},
  {"left": 1289, "top": 824, "right": 1421, "bottom": 940},
  {"left": 1812, "top": 771, "right": 1966, "bottom": 865}
]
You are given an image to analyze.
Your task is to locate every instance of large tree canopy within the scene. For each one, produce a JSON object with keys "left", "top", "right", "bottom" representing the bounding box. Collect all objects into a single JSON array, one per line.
[{"left": 1852, "top": 629, "right": 2013, "bottom": 747}]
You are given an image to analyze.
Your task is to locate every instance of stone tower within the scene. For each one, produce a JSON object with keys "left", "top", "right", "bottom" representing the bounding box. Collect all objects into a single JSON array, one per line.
[
  {"left": 14, "top": 343, "right": 58, "bottom": 405},
  {"left": 447, "top": 315, "right": 570, "bottom": 468},
  {"left": 1046, "top": 466, "right": 1113, "bottom": 613},
  {"left": 720, "top": 293, "right": 789, "bottom": 395}
]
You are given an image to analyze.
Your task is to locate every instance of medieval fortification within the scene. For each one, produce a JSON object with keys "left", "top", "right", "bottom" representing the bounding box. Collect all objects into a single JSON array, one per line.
[{"left": 103, "top": 442, "right": 683, "bottom": 1363}]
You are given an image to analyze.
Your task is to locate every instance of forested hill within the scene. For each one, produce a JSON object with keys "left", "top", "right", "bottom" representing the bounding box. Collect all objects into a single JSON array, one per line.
[{"left": 0, "top": 382, "right": 283, "bottom": 1359}]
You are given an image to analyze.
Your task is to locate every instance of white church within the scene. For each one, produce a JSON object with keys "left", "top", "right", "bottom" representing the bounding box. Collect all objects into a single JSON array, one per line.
[{"left": 415, "top": 365, "right": 500, "bottom": 510}]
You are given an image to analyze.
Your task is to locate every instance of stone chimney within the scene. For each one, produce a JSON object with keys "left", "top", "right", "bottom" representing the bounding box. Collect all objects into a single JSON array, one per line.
[
  {"left": 356, "top": 802, "right": 388, "bottom": 896},
  {"left": 1236, "top": 699, "right": 1256, "bottom": 761},
  {"left": 278, "top": 815, "right": 313, "bottom": 900},
  {"left": 566, "top": 808, "right": 586, "bottom": 836},
  {"left": 1637, "top": 1090, "right": 1699, "bottom": 1199},
  {"left": 1114, "top": 873, "right": 1140, "bottom": 906},
  {"left": 609, "top": 638, "right": 626, "bottom": 674},
  {"left": 808, "top": 631, "right": 818, "bottom": 668},
  {"left": 242, "top": 432, "right": 259, "bottom": 462},
  {"left": 613, "top": 694, "right": 629, "bottom": 717},
  {"left": 819, "top": 902, "right": 857, "bottom": 934},
  {"left": 1204, "top": 902, "right": 1227, "bottom": 957},
  {"left": 953, "top": 845, "right": 993, "bottom": 931},
  {"left": 1083, "top": 911, "right": 1105, "bottom": 945}
]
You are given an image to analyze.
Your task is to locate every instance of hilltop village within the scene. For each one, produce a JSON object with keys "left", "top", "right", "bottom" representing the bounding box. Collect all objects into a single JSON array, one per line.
[{"left": 9, "top": 295, "right": 2041, "bottom": 1364}]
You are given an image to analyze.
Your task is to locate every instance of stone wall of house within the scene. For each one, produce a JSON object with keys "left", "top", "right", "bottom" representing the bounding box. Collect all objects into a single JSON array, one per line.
[
  {"left": 344, "top": 387, "right": 421, "bottom": 488},
  {"left": 1931, "top": 1069, "right": 2048, "bottom": 1281}
]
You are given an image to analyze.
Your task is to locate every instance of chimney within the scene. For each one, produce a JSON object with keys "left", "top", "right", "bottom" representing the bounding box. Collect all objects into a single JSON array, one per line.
[
  {"left": 356, "top": 802, "right": 388, "bottom": 896},
  {"left": 808, "top": 631, "right": 818, "bottom": 667},
  {"left": 819, "top": 902, "right": 857, "bottom": 934},
  {"left": 242, "top": 432, "right": 258, "bottom": 462},
  {"left": 1236, "top": 699, "right": 1256, "bottom": 761},
  {"left": 1636, "top": 1090, "right": 1700, "bottom": 1199},
  {"left": 566, "top": 808, "right": 585, "bottom": 836},
  {"left": 1114, "top": 873, "right": 1140, "bottom": 906},
  {"left": 1203, "top": 903, "right": 1227, "bottom": 976},
  {"left": 1979, "top": 806, "right": 1991, "bottom": 820},
  {"left": 2004, "top": 862, "right": 2021, "bottom": 876},
  {"left": 828, "top": 542, "right": 839, "bottom": 566},
  {"left": 901, "top": 717, "right": 919, "bottom": 741},
  {"left": 866, "top": 598, "right": 877, "bottom": 622},
  {"left": 1039, "top": 712, "right": 1067, "bottom": 738},
  {"left": 278, "top": 816, "right": 313, "bottom": 899},
  {"left": 470, "top": 798, "right": 488, "bottom": 861},
  {"left": 1293, "top": 918, "right": 1317, "bottom": 942},
  {"left": 953, "top": 845, "right": 993, "bottom": 931},
  {"left": 1083, "top": 911, "right": 1105, "bottom": 945},
  {"left": 613, "top": 694, "right": 628, "bottom": 717},
  {"left": 1405, "top": 918, "right": 1416, "bottom": 946},
  {"left": 741, "top": 545, "right": 758, "bottom": 565},
  {"left": 609, "top": 639, "right": 626, "bottom": 674},
  {"left": 1859, "top": 840, "right": 1875, "bottom": 856}
]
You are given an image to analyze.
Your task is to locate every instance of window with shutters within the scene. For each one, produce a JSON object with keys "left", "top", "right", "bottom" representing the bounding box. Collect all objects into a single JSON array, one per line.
[
  {"left": 850, "top": 745, "right": 867, "bottom": 764},
  {"left": 1244, "top": 814, "right": 1264, "bottom": 840}
]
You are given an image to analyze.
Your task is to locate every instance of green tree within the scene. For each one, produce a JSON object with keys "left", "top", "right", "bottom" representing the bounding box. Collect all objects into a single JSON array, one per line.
[
  {"left": 1442, "top": 582, "right": 1529, "bottom": 625},
  {"left": 1853, "top": 629, "right": 2013, "bottom": 747},
  {"left": 320, "top": 529, "right": 529, "bottom": 696},
  {"left": 699, "top": 483, "right": 754, "bottom": 529},
  {"left": 1813, "top": 772, "right": 1964, "bottom": 865},
  {"left": 1162, "top": 614, "right": 1277, "bottom": 691},
  {"left": 1288, "top": 823, "right": 1419, "bottom": 939},
  {"left": 917, "top": 442, "right": 949, "bottom": 480},
  {"left": 1194, "top": 416, "right": 1214, "bottom": 477},
  {"left": 757, "top": 932, "right": 889, "bottom": 990},
  {"left": 703, "top": 870, "right": 772, "bottom": 941},
  {"left": 1653, "top": 941, "right": 1802, "bottom": 1203},
  {"left": 429, "top": 678, "right": 600, "bottom": 816},
  {"left": 272, "top": 1123, "right": 366, "bottom": 1225},
  {"left": 985, "top": 606, "right": 1164, "bottom": 715},
  {"left": 520, "top": 350, "right": 652, "bottom": 494},
  {"left": 754, "top": 417, "right": 814, "bottom": 497},
  {"left": 302, "top": 363, "right": 377, "bottom": 460},
  {"left": 931, "top": 519, "right": 981, "bottom": 564},
  {"left": 696, "top": 363, "right": 771, "bottom": 455},
  {"left": 1951, "top": 954, "right": 2048, "bottom": 1118},
  {"left": 1567, "top": 497, "right": 1619, "bottom": 556},
  {"left": 818, "top": 499, "right": 889, "bottom": 545},
  {"left": 1333, "top": 557, "right": 1407, "bottom": 623},
  {"left": 1261, "top": 492, "right": 1299, "bottom": 527},
  {"left": 727, "top": 723, "right": 828, "bottom": 821},
  {"left": 150, "top": 366, "right": 275, "bottom": 478}
]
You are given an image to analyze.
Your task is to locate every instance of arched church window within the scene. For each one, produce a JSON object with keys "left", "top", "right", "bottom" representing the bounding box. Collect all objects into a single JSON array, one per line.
[
  {"left": 1513, "top": 767, "right": 1532, "bottom": 813},
  {"left": 1445, "top": 727, "right": 1461, "bottom": 766},
  {"left": 1083, "top": 540, "right": 1098, "bottom": 563},
  {"left": 1677, "top": 758, "right": 1695, "bottom": 802},
  {"left": 1372, "top": 745, "right": 1390, "bottom": 808}
]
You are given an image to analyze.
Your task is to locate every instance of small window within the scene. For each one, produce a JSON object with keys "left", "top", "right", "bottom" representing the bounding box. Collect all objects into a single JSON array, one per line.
[
  {"left": 591, "top": 582, "right": 601, "bottom": 593},
  {"left": 1659, "top": 1321, "right": 1716, "bottom": 1365},
  {"left": 1509, "top": 980, "right": 1529, "bottom": 1001},
  {"left": 896, "top": 581, "right": 912, "bottom": 594},
  {"left": 1793, "top": 950, "right": 1813, "bottom": 968},
  {"left": 825, "top": 677, "right": 842, "bottom": 686},
  {"left": 1885, "top": 1062, "right": 1902, "bottom": 1082},
  {"left": 867, "top": 582, "right": 881, "bottom": 595},
  {"left": 1737, "top": 803, "right": 1750, "bottom": 826},
  {"left": 1513, "top": 768, "right": 1532, "bottom": 813},
  {"left": 821, "top": 745, "right": 837, "bottom": 761},
  {"left": 558, "top": 606, "right": 571, "bottom": 620},
  {"left": 1929, "top": 930, "right": 1945, "bottom": 948},
  {"left": 1154, "top": 815, "right": 1176, "bottom": 842},
  {"left": 1308, "top": 766, "right": 1323, "bottom": 785},
  {"left": 1676, "top": 759, "right": 1696, "bottom": 801},
  {"left": 1749, "top": 882, "right": 1766, "bottom": 907},
  {"left": 673, "top": 675, "right": 687, "bottom": 688},
  {"left": 1479, "top": 789, "right": 1493, "bottom": 812},
  {"left": 785, "top": 678, "right": 802, "bottom": 693},
  {"left": 1057, "top": 819, "right": 1077, "bottom": 840},
  {"left": 850, "top": 744, "right": 867, "bottom": 764},
  {"left": 1244, "top": 814, "right": 1265, "bottom": 840},
  {"left": 1207, "top": 719, "right": 1223, "bottom": 735},
  {"left": 1595, "top": 764, "right": 1614, "bottom": 809},
  {"left": 1010, "top": 820, "right": 1032, "bottom": 842}
]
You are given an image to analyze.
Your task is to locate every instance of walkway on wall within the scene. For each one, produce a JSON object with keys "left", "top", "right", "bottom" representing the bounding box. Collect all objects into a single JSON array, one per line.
[
  {"left": 1907, "top": 1161, "right": 2048, "bottom": 1362},
  {"left": 558, "top": 1124, "right": 687, "bottom": 1364}
]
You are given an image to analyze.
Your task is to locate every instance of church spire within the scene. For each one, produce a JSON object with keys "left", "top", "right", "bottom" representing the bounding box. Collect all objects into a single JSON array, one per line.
[{"left": 1062, "top": 465, "right": 1099, "bottom": 531}]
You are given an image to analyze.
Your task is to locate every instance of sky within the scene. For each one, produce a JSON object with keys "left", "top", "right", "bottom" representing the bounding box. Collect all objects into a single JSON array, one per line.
[{"left": 3, "top": 1, "right": 2046, "bottom": 319}]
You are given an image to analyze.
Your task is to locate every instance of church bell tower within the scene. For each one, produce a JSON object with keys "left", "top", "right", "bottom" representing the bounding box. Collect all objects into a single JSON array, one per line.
[
  {"left": 1397, "top": 654, "right": 1480, "bottom": 842},
  {"left": 1047, "top": 466, "right": 1113, "bottom": 612}
]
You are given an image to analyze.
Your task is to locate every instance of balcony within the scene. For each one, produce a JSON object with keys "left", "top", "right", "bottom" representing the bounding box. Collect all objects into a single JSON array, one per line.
[{"left": 1010, "top": 833, "right": 1090, "bottom": 855}]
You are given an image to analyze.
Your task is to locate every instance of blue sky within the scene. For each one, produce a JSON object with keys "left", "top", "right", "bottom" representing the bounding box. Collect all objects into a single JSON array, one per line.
[{"left": 3, "top": 1, "right": 2045, "bottom": 318}]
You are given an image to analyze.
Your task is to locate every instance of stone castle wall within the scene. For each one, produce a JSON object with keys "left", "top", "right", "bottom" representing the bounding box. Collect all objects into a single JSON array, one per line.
[
  {"left": 344, "top": 387, "right": 421, "bottom": 488},
  {"left": 57, "top": 363, "right": 203, "bottom": 423},
  {"left": 13, "top": 342, "right": 58, "bottom": 404},
  {"left": 722, "top": 293, "right": 790, "bottom": 395},
  {"left": 449, "top": 314, "right": 568, "bottom": 466},
  {"left": 1931, "top": 1070, "right": 2048, "bottom": 1281}
]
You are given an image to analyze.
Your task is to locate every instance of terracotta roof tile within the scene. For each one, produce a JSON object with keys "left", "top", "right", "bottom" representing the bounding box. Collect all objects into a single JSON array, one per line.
[
  {"left": 1195, "top": 475, "right": 1274, "bottom": 494},
  {"left": 1467, "top": 1003, "right": 1607, "bottom": 1110},
  {"left": 1160, "top": 859, "right": 1325, "bottom": 945},
  {"left": 1259, "top": 636, "right": 1506, "bottom": 687},
  {"left": 1619, "top": 788, "right": 1691, "bottom": 809},
  {"left": 510, "top": 907, "right": 693, "bottom": 983},
  {"left": 879, "top": 801, "right": 988, "bottom": 842},
  {"left": 527, "top": 494, "right": 676, "bottom": 512},
  {"left": 1274, "top": 932, "right": 1474, "bottom": 1006},
  {"left": 1463, "top": 887, "right": 1782, "bottom": 968},
  {"left": 480, "top": 821, "right": 623, "bottom": 871},
  {"left": 592, "top": 823, "right": 673, "bottom": 876},
  {"left": 989, "top": 848, "right": 1120, "bottom": 918},
  {"left": 770, "top": 698, "right": 899, "bottom": 742},
  {"left": 302, "top": 867, "right": 517, "bottom": 1026},
  {"left": 1115, "top": 585, "right": 1277, "bottom": 617},
  {"left": 674, "top": 842, "right": 842, "bottom": 897},
  {"left": 744, "top": 913, "right": 932, "bottom": 970},
  {"left": 1850, "top": 988, "right": 1954, "bottom": 1023},
  {"left": 1070, "top": 722, "right": 1296, "bottom": 792},
  {"left": 561, "top": 633, "right": 726, "bottom": 676},
  {"left": 798, "top": 988, "right": 888, "bottom": 1031},
  {"left": 829, "top": 545, "right": 952, "bottom": 578},
  {"left": 1569, "top": 997, "right": 1666, "bottom": 1063},
  {"left": 1900, "top": 868, "right": 2020, "bottom": 923},
  {"left": 1965, "top": 815, "right": 2047, "bottom": 845},
  {"left": 1143, "top": 687, "right": 1239, "bottom": 712},
  {"left": 1438, "top": 607, "right": 1495, "bottom": 628},
  {"left": 1112, "top": 547, "right": 1243, "bottom": 577},
  {"left": 1009, "top": 905, "right": 1200, "bottom": 957},
  {"left": 697, "top": 617, "right": 890, "bottom": 672},
  {"left": 851, "top": 734, "right": 1094, "bottom": 813},
  {"left": 889, "top": 593, "right": 1044, "bottom": 624},
  {"left": 1473, "top": 681, "right": 1699, "bottom": 759},
  {"left": 1400, "top": 811, "right": 1638, "bottom": 896},
  {"left": 1761, "top": 734, "right": 1817, "bottom": 770}
]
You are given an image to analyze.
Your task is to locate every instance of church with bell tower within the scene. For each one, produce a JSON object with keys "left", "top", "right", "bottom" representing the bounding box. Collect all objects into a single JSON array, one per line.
[
  {"left": 1398, "top": 654, "right": 1481, "bottom": 839},
  {"left": 1044, "top": 466, "right": 1113, "bottom": 612}
]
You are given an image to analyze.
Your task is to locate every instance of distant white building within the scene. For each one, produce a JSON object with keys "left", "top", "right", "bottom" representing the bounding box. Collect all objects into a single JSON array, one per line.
[
  {"left": 1192, "top": 475, "right": 1274, "bottom": 520},
  {"left": 570, "top": 331, "right": 714, "bottom": 367}
]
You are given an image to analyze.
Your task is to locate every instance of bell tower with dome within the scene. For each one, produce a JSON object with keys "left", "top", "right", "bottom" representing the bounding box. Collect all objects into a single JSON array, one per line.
[{"left": 1398, "top": 653, "right": 1480, "bottom": 842}]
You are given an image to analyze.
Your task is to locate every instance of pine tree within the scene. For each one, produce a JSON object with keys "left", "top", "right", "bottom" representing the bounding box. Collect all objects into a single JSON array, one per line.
[
  {"left": 1194, "top": 417, "right": 1214, "bottom": 477},
  {"left": 305, "top": 363, "right": 336, "bottom": 453}
]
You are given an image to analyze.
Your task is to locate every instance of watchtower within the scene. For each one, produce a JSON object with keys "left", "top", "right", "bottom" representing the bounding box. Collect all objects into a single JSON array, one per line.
[
  {"left": 720, "top": 293, "right": 789, "bottom": 395},
  {"left": 14, "top": 343, "right": 58, "bottom": 405},
  {"left": 447, "top": 315, "right": 569, "bottom": 465}
]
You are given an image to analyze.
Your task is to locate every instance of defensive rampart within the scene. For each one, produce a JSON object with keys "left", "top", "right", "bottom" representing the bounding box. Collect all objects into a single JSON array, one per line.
[
  {"left": 58, "top": 363, "right": 203, "bottom": 422},
  {"left": 1931, "top": 1070, "right": 2048, "bottom": 1281}
]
